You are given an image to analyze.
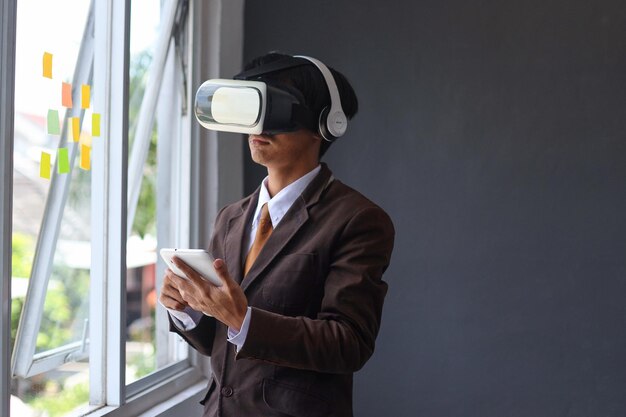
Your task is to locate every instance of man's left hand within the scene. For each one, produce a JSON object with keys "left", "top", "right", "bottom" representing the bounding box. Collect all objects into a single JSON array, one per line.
[{"left": 170, "top": 257, "right": 248, "bottom": 332}]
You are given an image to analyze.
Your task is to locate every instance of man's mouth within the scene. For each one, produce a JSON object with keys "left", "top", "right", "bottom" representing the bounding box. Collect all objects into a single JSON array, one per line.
[{"left": 249, "top": 134, "right": 271, "bottom": 145}]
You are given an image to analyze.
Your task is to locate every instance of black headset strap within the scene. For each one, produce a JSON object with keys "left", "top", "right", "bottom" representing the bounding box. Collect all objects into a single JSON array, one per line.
[{"left": 234, "top": 56, "right": 311, "bottom": 80}]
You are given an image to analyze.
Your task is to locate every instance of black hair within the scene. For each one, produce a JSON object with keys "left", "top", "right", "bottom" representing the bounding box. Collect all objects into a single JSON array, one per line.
[{"left": 241, "top": 52, "right": 358, "bottom": 158}]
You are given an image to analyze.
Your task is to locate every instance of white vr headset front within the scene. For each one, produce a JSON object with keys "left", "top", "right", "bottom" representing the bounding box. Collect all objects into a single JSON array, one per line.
[{"left": 194, "top": 55, "right": 347, "bottom": 141}]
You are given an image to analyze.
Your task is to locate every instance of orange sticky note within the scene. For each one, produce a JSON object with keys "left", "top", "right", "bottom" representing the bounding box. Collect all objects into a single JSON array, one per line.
[
  {"left": 92, "top": 113, "right": 100, "bottom": 137},
  {"left": 81, "top": 84, "right": 90, "bottom": 109},
  {"left": 80, "top": 144, "right": 91, "bottom": 170},
  {"left": 40, "top": 152, "right": 51, "bottom": 179},
  {"left": 43, "top": 52, "right": 52, "bottom": 79},
  {"left": 71, "top": 117, "right": 80, "bottom": 142},
  {"left": 62, "top": 82, "right": 72, "bottom": 107}
]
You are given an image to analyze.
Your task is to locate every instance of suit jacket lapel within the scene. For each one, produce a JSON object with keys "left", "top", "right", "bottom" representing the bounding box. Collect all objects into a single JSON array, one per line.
[
  {"left": 240, "top": 164, "right": 334, "bottom": 292},
  {"left": 223, "top": 192, "right": 258, "bottom": 285},
  {"left": 240, "top": 198, "right": 309, "bottom": 292}
]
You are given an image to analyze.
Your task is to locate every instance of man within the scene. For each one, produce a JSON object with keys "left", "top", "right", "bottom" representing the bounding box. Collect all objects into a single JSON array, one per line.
[{"left": 159, "top": 52, "right": 395, "bottom": 417}]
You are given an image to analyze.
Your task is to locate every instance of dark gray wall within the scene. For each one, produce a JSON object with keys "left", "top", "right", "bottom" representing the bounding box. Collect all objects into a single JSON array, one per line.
[{"left": 241, "top": 1, "right": 626, "bottom": 416}]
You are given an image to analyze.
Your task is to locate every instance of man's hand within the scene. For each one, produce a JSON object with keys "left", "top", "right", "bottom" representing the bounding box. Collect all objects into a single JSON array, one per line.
[
  {"left": 170, "top": 257, "right": 248, "bottom": 332},
  {"left": 159, "top": 268, "right": 189, "bottom": 311}
]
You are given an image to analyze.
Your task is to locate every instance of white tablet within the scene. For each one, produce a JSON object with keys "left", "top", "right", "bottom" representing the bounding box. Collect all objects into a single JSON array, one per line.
[{"left": 160, "top": 248, "right": 222, "bottom": 287}]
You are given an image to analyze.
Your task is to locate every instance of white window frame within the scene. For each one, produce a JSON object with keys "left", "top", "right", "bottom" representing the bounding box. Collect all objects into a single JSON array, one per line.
[
  {"left": 90, "top": 0, "right": 198, "bottom": 405},
  {"left": 2, "top": 0, "right": 245, "bottom": 415},
  {"left": 1, "top": 1, "right": 18, "bottom": 416}
]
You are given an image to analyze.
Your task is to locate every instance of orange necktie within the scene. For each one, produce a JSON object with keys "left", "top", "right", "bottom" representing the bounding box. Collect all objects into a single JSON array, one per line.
[{"left": 244, "top": 203, "right": 273, "bottom": 276}]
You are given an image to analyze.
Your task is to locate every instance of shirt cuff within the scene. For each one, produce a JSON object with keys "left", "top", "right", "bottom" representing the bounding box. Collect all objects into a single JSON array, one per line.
[
  {"left": 167, "top": 306, "right": 204, "bottom": 331},
  {"left": 227, "top": 307, "right": 252, "bottom": 352}
]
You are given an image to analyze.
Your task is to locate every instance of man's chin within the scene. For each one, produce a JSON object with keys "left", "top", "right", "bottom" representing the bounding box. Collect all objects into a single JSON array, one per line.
[{"left": 249, "top": 149, "right": 270, "bottom": 167}]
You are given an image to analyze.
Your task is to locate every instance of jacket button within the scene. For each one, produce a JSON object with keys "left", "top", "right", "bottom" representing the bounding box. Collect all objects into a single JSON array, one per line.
[{"left": 221, "top": 386, "right": 233, "bottom": 397}]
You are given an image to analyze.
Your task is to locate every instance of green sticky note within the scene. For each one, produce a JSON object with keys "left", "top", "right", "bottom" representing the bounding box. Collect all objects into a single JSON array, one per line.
[
  {"left": 47, "top": 109, "right": 60, "bottom": 135},
  {"left": 57, "top": 147, "right": 70, "bottom": 173}
]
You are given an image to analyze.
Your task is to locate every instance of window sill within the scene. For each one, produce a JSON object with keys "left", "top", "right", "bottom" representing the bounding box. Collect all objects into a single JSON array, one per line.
[{"left": 80, "top": 367, "right": 206, "bottom": 417}]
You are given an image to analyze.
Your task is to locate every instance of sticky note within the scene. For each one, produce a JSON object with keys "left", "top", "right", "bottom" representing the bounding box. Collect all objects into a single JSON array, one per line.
[
  {"left": 79, "top": 130, "right": 92, "bottom": 147},
  {"left": 57, "top": 148, "right": 70, "bottom": 174},
  {"left": 81, "top": 84, "right": 90, "bottom": 109},
  {"left": 62, "top": 82, "right": 73, "bottom": 107},
  {"left": 47, "top": 109, "right": 60, "bottom": 135},
  {"left": 92, "top": 113, "right": 101, "bottom": 137},
  {"left": 40, "top": 152, "right": 51, "bottom": 179},
  {"left": 80, "top": 145, "right": 91, "bottom": 171},
  {"left": 72, "top": 117, "right": 80, "bottom": 142},
  {"left": 43, "top": 52, "right": 52, "bottom": 79}
]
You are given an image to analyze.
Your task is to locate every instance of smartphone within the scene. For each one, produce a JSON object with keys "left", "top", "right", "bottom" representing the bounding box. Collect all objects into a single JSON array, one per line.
[{"left": 159, "top": 248, "right": 222, "bottom": 287}]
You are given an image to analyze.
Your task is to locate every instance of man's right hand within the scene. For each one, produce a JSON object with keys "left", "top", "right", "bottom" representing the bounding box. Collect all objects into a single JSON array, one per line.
[{"left": 159, "top": 269, "right": 188, "bottom": 311}]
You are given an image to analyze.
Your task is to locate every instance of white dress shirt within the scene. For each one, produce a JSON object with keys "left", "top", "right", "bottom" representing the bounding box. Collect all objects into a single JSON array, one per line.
[{"left": 164, "top": 164, "right": 321, "bottom": 352}]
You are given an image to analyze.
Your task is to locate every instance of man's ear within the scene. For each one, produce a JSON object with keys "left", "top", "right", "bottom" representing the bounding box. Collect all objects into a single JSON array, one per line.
[
  {"left": 306, "top": 127, "right": 322, "bottom": 142},
  {"left": 311, "top": 132, "right": 323, "bottom": 149},
  {"left": 312, "top": 133, "right": 325, "bottom": 161}
]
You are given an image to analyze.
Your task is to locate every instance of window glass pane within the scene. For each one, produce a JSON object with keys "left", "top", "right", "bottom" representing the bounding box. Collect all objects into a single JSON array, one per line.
[
  {"left": 11, "top": 0, "right": 91, "bottom": 415},
  {"left": 125, "top": 0, "right": 188, "bottom": 385},
  {"left": 37, "top": 172, "right": 91, "bottom": 354}
]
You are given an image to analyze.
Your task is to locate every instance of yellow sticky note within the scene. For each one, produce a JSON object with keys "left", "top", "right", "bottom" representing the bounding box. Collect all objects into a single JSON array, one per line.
[
  {"left": 43, "top": 52, "right": 52, "bottom": 79},
  {"left": 81, "top": 84, "right": 90, "bottom": 109},
  {"left": 72, "top": 117, "right": 80, "bottom": 142},
  {"left": 40, "top": 152, "right": 51, "bottom": 179},
  {"left": 62, "top": 82, "right": 72, "bottom": 108},
  {"left": 92, "top": 113, "right": 101, "bottom": 137},
  {"left": 80, "top": 144, "right": 91, "bottom": 171}
]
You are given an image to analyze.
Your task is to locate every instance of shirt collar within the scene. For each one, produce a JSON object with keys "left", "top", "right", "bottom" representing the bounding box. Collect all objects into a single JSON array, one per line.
[{"left": 252, "top": 165, "right": 321, "bottom": 229}]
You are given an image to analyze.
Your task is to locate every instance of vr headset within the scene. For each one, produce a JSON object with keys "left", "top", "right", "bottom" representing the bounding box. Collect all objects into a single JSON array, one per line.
[{"left": 194, "top": 55, "right": 347, "bottom": 141}]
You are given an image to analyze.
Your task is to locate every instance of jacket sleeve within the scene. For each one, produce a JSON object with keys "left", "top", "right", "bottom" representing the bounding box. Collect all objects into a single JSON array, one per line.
[
  {"left": 168, "top": 313, "right": 217, "bottom": 356},
  {"left": 236, "top": 206, "right": 395, "bottom": 373},
  {"left": 167, "top": 205, "right": 228, "bottom": 356}
]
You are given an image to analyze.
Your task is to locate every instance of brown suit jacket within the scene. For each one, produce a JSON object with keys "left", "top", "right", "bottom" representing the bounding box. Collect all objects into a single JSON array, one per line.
[{"left": 170, "top": 163, "right": 395, "bottom": 417}]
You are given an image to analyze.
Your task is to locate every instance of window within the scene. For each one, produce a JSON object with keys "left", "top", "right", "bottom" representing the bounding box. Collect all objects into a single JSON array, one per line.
[
  {"left": 6, "top": 0, "right": 205, "bottom": 415},
  {"left": 3, "top": 0, "right": 245, "bottom": 415}
]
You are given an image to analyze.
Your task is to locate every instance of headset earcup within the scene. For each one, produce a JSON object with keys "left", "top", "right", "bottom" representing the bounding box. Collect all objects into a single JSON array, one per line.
[
  {"left": 318, "top": 106, "right": 334, "bottom": 142},
  {"left": 327, "top": 110, "right": 347, "bottom": 137}
]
